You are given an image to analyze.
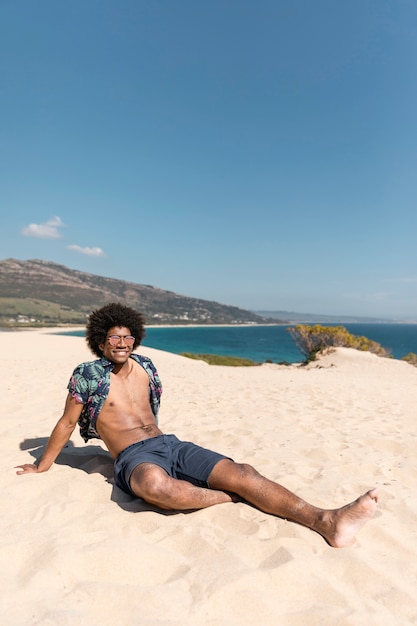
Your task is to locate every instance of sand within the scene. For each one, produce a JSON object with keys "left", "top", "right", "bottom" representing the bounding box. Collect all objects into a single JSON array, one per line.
[{"left": 2, "top": 329, "right": 417, "bottom": 625}]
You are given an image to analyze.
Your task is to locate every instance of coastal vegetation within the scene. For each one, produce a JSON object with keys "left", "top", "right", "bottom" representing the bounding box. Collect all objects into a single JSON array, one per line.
[
  {"left": 0, "top": 297, "right": 87, "bottom": 325},
  {"left": 402, "top": 352, "right": 417, "bottom": 367},
  {"left": 287, "top": 324, "right": 391, "bottom": 362},
  {"left": 181, "top": 353, "right": 259, "bottom": 366},
  {"left": 184, "top": 330, "right": 417, "bottom": 367}
]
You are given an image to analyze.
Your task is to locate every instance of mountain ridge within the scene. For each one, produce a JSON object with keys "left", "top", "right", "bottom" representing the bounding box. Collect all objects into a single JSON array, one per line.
[{"left": 0, "top": 258, "right": 280, "bottom": 326}]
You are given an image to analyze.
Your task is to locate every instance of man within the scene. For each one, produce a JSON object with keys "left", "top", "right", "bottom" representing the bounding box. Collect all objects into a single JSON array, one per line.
[{"left": 17, "top": 302, "right": 378, "bottom": 547}]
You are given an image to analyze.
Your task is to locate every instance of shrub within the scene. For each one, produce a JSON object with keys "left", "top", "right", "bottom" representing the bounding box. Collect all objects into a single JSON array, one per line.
[
  {"left": 402, "top": 352, "right": 417, "bottom": 367},
  {"left": 180, "top": 352, "right": 259, "bottom": 366},
  {"left": 287, "top": 324, "right": 391, "bottom": 362}
]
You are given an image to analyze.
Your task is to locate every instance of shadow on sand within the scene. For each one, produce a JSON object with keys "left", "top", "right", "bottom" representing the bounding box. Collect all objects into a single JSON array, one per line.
[{"left": 19, "top": 437, "right": 185, "bottom": 516}]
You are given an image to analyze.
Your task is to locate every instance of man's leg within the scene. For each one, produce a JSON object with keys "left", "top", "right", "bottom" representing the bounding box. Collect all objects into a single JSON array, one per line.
[
  {"left": 208, "top": 459, "right": 378, "bottom": 548},
  {"left": 129, "top": 459, "right": 378, "bottom": 548},
  {"left": 129, "top": 462, "right": 235, "bottom": 509}
]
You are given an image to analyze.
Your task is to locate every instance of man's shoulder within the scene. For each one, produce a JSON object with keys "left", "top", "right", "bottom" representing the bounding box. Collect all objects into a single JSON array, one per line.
[
  {"left": 131, "top": 353, "right": 153, "bottom": 365},
  {"left": 130, "top": 353, "right": 157, "bottom": 371},
  {"left": 71, "top": 358, "right": 109, "bottom": 377}
]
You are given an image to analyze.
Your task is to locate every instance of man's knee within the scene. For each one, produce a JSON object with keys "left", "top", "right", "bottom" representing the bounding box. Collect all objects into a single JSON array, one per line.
[
  {"left": 209, "top": 459, "right": 260, "bottom": 491},
  {"left": 231, "top": 462, "right": 260, "bottom": 482},
  {"left": 130, "top": 464, "right": 174, "bottom": 505}
]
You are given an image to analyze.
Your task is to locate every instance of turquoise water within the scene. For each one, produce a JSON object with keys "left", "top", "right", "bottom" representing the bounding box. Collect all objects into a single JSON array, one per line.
[{"left": 61, "top": 323, "right": 417, "bottom": 363}]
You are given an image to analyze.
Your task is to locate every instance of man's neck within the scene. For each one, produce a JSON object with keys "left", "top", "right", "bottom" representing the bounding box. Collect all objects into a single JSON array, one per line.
[{"left": 112, "top": 358, "right": 132, "bottom": 377}]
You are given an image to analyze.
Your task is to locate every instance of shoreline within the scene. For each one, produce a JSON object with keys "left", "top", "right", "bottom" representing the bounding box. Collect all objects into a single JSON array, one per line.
[{"left": 6, "top": 323, "right": 414, "bottom": 365}]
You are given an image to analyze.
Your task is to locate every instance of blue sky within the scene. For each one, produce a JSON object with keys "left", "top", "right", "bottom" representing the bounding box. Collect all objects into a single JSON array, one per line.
[{"left": 1, "top": 0, "right": 416, "bottom": 319}]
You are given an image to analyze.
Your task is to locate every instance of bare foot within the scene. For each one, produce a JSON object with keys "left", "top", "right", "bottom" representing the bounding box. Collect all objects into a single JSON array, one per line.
[{"left": 318, "top": 489, "right": 379, "bottom": 548}]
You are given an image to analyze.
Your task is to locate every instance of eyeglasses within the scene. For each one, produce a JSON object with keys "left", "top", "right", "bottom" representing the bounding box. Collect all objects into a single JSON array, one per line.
[{"left": 107, "top": 334, "right": 135, "bottom": 346}]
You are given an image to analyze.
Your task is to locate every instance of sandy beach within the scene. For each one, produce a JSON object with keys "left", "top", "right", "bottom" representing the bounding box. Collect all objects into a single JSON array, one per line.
[{"left": 2, "top": 329, "right": 417, "bottom": 625}]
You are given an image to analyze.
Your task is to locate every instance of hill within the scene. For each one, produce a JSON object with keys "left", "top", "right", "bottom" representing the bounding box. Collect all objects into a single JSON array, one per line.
[{"left": 0, "top": 258, "right": 279, "bottom": 327}]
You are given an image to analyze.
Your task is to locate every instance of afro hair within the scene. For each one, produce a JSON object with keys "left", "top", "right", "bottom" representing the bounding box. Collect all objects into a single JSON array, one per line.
[{"left": 86, "top": 302, "right": 146, "bottom": 357}]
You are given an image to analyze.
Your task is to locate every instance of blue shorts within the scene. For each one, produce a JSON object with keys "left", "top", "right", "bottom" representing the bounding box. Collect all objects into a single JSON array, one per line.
[{"left": 113, "top": 434, "right": 232, "bottom": 496}]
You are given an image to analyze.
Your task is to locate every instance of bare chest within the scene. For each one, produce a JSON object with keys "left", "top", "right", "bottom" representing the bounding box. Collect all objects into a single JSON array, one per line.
[{"left": 106, "top": 364, "right": 151, "bottom": 411}]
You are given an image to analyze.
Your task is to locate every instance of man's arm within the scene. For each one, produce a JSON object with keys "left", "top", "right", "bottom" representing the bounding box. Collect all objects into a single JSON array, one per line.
[{"left": 16, "top": 394, "right": 84, "bottom": 475}]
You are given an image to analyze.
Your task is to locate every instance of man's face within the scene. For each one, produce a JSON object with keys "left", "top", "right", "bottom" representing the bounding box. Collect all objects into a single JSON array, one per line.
[{"left": 99, "top": 326, "right": 135, "bottom": 364}]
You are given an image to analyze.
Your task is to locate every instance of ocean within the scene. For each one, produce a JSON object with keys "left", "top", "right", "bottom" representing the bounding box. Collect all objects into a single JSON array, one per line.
[{"left": 60, "top": 323, "right": 417, "bottom": 364}]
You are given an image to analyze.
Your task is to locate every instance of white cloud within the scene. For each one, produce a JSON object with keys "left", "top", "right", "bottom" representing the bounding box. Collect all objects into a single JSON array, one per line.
[
  {"left": 21, "top": 216, "right": 65, "bottom": 239},
  {"left": 66, "top": 244, "right": 105, "bottom": 257}
]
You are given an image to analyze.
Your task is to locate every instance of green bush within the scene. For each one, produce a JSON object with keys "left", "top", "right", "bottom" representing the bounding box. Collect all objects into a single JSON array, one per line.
[
  {"left": 180, "top": 353, "right": 259, "bottom": 366},
  {"left": 402, "top": 352, "right": 417, "bottom": 367},
  {"left": 287, "top": 324, "right": 391, "bottom": 362}
]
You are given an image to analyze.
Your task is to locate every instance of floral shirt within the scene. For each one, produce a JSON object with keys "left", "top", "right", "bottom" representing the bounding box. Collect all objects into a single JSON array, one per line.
[{"left": 67, "top": 354, "right": 163, "bottom": 442}]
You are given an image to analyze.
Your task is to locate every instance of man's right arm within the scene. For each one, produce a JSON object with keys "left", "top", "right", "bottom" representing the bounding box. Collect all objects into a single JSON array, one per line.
[{"left": 16, "top": 394, "right": 84, "bottom": 475}]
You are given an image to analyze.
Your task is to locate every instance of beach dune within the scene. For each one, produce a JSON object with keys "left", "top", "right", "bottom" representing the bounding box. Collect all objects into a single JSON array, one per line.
[{"left": 2, "top": 329, "right": 417, "bottom": 625}]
